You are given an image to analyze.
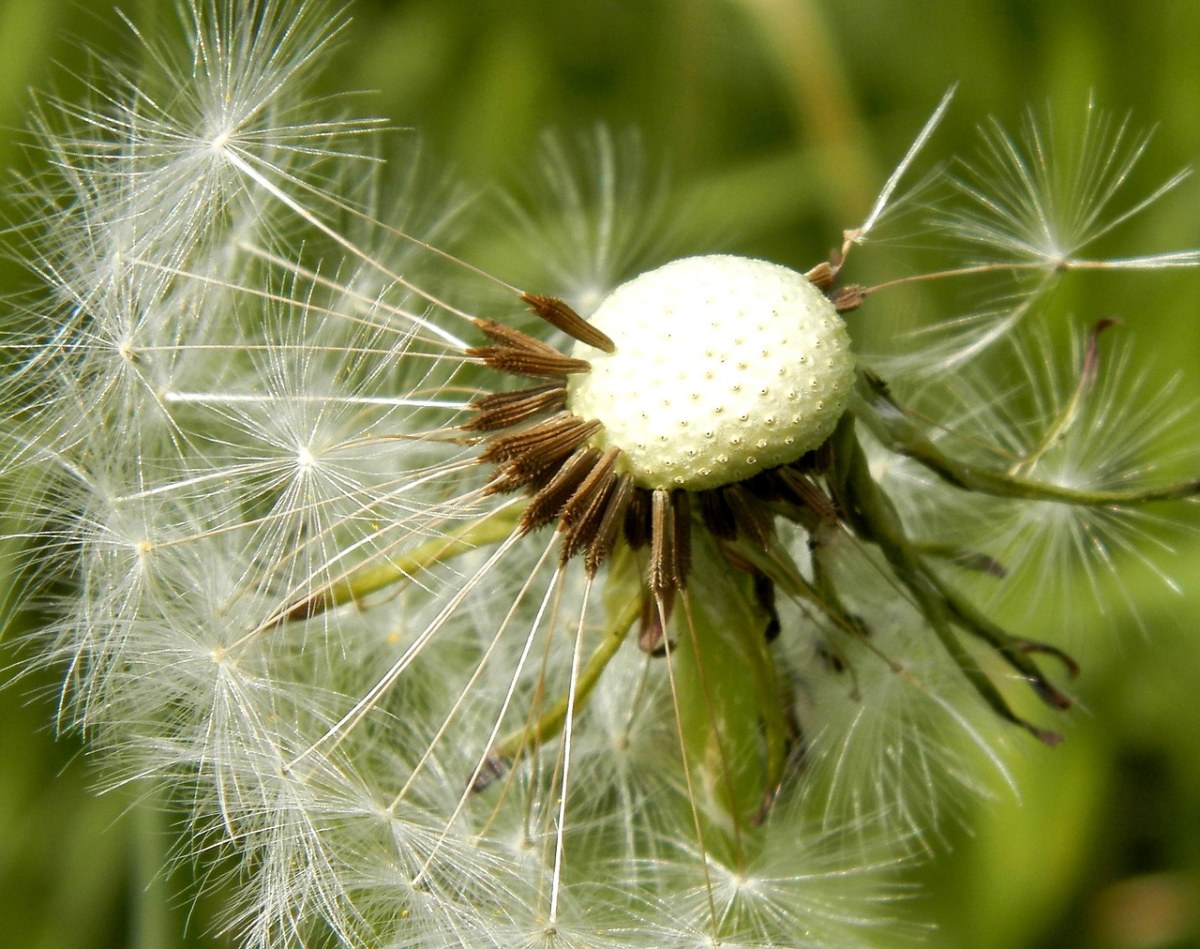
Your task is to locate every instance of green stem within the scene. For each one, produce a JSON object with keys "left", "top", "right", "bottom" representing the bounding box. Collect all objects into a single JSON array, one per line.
[
  {"left": 833, "top": 415, "right": 1065, "bottom": 744},
  {"left": 927, "top": 573, "right": 1079, "bottom": 708},
  {"left": 277, "top": 504, "right": 522, "bottom": 625},
  {"left": 490, "top": 591, "right": 641, "bottom": 765},
  {"left": 853, "top": 370, "right": 1200, "bottom": 505}
]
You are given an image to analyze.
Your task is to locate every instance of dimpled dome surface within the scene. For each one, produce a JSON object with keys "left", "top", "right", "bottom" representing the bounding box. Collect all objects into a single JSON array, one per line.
[{"left": 566, "top": 255, "right": 855, "bottom": 491}]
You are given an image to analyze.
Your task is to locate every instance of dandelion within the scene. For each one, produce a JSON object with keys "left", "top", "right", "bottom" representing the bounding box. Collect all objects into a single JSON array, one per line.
[{"left": 3, "top": 2, "right": 1198, "bottom": 947}]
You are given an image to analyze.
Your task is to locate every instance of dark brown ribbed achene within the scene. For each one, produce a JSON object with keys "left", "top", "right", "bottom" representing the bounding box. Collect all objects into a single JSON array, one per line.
[
  {"left": 481, "top": 413, "right": 601, "bottom": 493},
  {"left": 520, "top": 446, "right": 602, "bottom": 533},
  {"left": 699, "top": 488, "right": 738, "bottom": 541},
  {"left": 584, "top": 473, "right": 634, "bottom": 575},
  {"left": 558, "top": 448, "right": 620, "bottom": 566},
  {"left": 559, "top": 449, "right": 617, "bottom": 528},
  {"left": 469, "top": 320, "right": 592, "bottom": 379},
  {"left": 623, "top": 485, "right": 652, "bottom": 551},
  {"left": 829, "top": 284, "right": 864, "bottom": 313},
  {"left": 776, "top": 466, "right": 839, "bottom": 524},
  {"left": 648, "top": 488, "right": 691, "bottom": 594},
  {"left": 521, "top": 292, "right": 616, "bottom": 353},
  {"left": 721, "top": 482, "right": 775, "bottom": 550},
  {"left": 465, "top": 383, "right": 567, "bottom": 431}
]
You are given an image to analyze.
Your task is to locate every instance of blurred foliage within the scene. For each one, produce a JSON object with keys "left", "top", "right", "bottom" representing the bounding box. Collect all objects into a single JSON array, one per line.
[{"left": 1, "top": 0, "right": 1198, "bottom": 946}]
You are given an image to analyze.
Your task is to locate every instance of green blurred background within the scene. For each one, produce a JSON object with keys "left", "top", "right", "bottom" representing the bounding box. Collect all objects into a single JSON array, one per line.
[{"left": 1, "top": 1, "right": 1198, "bottom": 946}]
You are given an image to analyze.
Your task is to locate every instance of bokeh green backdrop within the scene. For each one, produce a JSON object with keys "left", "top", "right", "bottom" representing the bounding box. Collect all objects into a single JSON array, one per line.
[{"left": 1, "top": 1, "right": 1198, "bottom": 947}]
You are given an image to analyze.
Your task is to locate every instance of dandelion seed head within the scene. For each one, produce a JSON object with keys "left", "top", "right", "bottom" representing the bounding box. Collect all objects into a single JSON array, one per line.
[
  {"left": 5, "top": 3, "right": 1199, "bottom": 946},
  {"left": 567, "top": 255, "right": 855, "bottom": 490}
]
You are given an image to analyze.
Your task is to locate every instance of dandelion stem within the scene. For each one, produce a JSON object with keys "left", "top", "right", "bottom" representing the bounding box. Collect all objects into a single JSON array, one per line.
[
  {"left": 852, "top": 371, "right": 1200, "bottom": 505},
  {"left": 490, "top": 588, "right": 640, "bottom": 765},
  {"left": 929, "top": 575, "right": 1080, "bottom": 691},
  {"left": 832, "top": 414, "right": 1066, "bottom": 744},
  {"left": 1010, "top": 318, "right": 1114, "bottom": 477},
  {"left": 274, "top": 505, "right": 522, "bottom": 626}
]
